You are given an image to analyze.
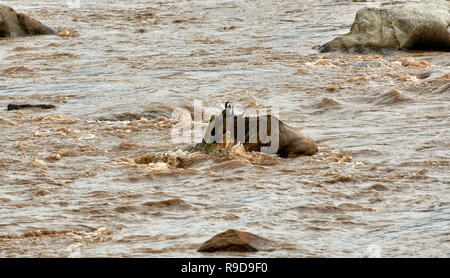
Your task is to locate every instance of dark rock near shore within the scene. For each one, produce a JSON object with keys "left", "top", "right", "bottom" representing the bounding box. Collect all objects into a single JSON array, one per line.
[
  {"left": 197, "top": 229, "right": 275, "bottom": 252},
  {"left": 0, "top": 4, "right": 56, "bottom": 38},
  {"left": 7, "top": 104, "right": 56, "bottom": 111},
  {"left": 320, "top": 0, "right": 450, "bottom": 53}
]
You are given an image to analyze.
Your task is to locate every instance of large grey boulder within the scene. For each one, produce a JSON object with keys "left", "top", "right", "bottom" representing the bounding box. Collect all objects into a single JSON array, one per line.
[
  {"left": 0, "top": 4, "right": 55, "bottom": 37},
  {"left": 320, "top": 0, "right": 450, "bottom": 53}
]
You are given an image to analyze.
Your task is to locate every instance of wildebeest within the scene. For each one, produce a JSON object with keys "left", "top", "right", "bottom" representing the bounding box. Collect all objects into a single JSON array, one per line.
[{"left": 202, "top": 102, "right": 318, "bottom": 157}]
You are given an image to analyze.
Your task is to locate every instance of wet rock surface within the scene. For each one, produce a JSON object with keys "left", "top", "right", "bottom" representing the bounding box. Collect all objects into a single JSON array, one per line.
[
  {"left": 97, "top": 109, "right": 173, "bottom": 122},
  {"left": 7, "top": 104, "right": 56, "bottom": 111},
  {"left": 198, "top": 229, "right": 275, "bottom": 252},
  {"left": 320, "top": 0, "right": 450, "bottom": 53},
  {"left": 0, "top": 4, "right": 56, "bottom": 37}
]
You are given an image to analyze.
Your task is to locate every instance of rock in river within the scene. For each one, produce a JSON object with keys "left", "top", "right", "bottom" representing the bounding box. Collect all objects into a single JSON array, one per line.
[
  {"left": 320, "top": 0, "right": 450, "bottom": 53},
  {"left": 7, "top": 104, "right": 56, "bottom": 111},
  {"left": 197, "top": 229, "right": 275, "bottom": 252},
  {"left": 0, "top": 4, "right": 56, "bottom": 38}
]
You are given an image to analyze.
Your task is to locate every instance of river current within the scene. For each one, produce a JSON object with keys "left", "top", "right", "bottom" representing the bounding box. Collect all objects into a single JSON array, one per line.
[{"left": 0, "top": 0, "right": 449, "bottom": 257}]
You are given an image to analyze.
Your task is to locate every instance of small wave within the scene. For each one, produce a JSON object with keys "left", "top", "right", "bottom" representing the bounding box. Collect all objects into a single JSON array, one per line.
[
  {"left": 371, "top": 89, "right": 412, "bottom": 105},
  {"left": 400, "top": 160, "right": 449, "bottom": 167},
  {"left": 3, "top": 66, "right": 35, "bottom": 74},
  {"left": 134, "top": 149, "right": 207, "bottom": 169},
  {"left": 43, "top": 115, "right": 80, "bottom": 124},
  {"left": 114, "top": 205, "right": 139, "bottom": 212},
  {"left": 210, "top": 159, "right": 251, "bottom": 170},
  {"left": 31, "top": 159, "right": 47, "bottom": 167},
  {"left": 313, "top": 97, "right": 343, "bottom": 110},
  {"left": 0, "top": 117, "right": 17, "bottom": 126},
  {"left": 394, "top": 57, "right": 431, "bottom": 67},
  {"left": 325, "top": 174, "right": 353, "bottom": 184},
  {"left": 305, "top": 59, "right": 338, "bottom": 68},
  {"left": 0, "top": 228, "right": 111, "bottom": 240},
  {"left": 133, "top": 143, "right": 280, "bottom": 171},
  {"left": 295, "top": 203, "right": 374, "bottom": 213},
  {"left": 13, "top": 46, "right": 35, "bottom": 51}
]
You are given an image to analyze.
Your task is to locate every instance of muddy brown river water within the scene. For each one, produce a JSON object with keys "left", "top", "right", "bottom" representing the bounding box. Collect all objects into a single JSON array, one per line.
[{"left": 0, "top": 0, "right": 449, "bottom": 257}]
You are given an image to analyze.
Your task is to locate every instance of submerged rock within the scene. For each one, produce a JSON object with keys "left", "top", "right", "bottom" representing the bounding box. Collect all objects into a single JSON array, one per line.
[
  {"left": 0, "top": 4, "right": 56, "bottom": 37},
  {"left": 97, "top": 109, "right": 172, "bottom": 122},
  {"left": 143, "top": 198, "right": 192, "bottom": 209},
  {"left": 98, "top": 112, "right": 145, "bottom": 122},
  {"left": 197, "top": 229, "right": 275, "bottom": 252},
  {"left": 320, "top": 0, "right": 450, "bottom": 53},
  {"left": 7, "top": 104, "right": 56, "bottom": 111}
]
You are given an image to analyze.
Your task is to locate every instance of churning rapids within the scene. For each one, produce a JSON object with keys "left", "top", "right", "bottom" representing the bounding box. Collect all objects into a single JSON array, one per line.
[{"left": 0, "top": 0, "right": 449, "bottom": 257}]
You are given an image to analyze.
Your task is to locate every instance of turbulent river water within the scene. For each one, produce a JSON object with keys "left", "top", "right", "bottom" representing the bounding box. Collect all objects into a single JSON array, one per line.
[{"left": 0, "top": 0, "right": 449, "bottom": 257}]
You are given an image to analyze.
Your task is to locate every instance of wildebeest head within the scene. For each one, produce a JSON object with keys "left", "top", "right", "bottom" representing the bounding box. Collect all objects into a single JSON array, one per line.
[{"left": 204, "top": 102, "right": 235, "bottom": 143}]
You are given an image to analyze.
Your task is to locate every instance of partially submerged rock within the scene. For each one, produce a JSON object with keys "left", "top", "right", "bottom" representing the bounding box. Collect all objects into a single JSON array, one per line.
[
  {"left": 143, "top": 198, "right": 192, "bottom": 209},
  {"left": 7, "top": 104, "right": 56, "bottom": 111},
  {"left": 197, "top": 229, "right": 275, "bottom": 252},
  {"left": 97, "top": 109, "right": 172, "bottom": 122},
  {"left": 320, "top": 0, "right": 450, "bottom": 53},
  {"left": 0, "top": 4, "right": 56, "bottom": 37}
]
